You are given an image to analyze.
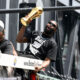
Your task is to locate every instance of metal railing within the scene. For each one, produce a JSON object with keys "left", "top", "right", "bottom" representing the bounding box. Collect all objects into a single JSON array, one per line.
[{"left": 0, "top": 6, "right": 80, "bottom": 14}]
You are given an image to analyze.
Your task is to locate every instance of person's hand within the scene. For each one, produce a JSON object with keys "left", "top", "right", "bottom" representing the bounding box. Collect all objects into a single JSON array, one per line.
[{"left": 35, "top": 66, "right": 43, "bottom": 72}]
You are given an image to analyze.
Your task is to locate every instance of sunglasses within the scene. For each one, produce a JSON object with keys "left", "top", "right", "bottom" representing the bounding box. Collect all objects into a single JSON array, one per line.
[{"left": 48, "top": 22, "right": 56, "bottom": 28}]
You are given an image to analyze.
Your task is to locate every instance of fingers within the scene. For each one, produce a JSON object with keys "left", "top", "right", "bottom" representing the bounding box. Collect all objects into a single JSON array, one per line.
[
  {"left": 35, "top": 66, "right": 42, "bottom": 72},
  {"left": 35, "top": 67, "right": 39, "bottom": 72}
]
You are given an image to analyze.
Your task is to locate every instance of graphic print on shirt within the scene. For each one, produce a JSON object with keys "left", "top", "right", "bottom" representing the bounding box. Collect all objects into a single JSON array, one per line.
[{"left": 30, "top": 36, "right": 46, "bottom": 55}]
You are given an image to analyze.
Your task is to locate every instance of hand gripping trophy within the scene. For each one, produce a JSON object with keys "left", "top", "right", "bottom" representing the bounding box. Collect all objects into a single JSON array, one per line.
[{"left": 20, "top": 7, "right": 43, "bottom": 26}]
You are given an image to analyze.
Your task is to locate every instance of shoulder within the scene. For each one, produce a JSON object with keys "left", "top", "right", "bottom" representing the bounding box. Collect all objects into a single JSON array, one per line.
[
  {"left": 3, "top": 39, "right": 12, "bottom": 45},
  {"left": 51, "top": 38, "right": 57, "bottom": 44},
  {"left": 48, "top": 38, "right": 57, "bottom": 47},
  {"left": 32, "top": 31, "right": 39, "bottom": 38},
  {"left": 24, "top": 27, "right": 38, "bottom": 38}
]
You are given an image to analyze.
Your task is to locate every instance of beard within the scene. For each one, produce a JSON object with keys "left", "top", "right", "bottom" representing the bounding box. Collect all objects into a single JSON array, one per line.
[{"left": 44, "top": 25, "right": 54, "bottom": 35}]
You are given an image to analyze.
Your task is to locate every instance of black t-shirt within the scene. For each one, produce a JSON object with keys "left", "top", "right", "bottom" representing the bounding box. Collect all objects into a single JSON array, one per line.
[
  {"left": 24, "top": 27, "right": 57, "bottom": 61},
  {"left": 0, "top": 39, "right": 13, "bottom": 54}
]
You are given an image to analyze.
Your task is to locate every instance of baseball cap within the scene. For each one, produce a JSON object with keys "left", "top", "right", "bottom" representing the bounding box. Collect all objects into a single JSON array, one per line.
[{"left": 0, "top": 20, "right": 4, "bottom": 32}]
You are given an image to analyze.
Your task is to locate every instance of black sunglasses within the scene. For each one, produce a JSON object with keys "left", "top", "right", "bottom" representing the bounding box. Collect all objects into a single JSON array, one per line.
[{"left": 48, "top": 22, "right": 56, "bottom": 28}]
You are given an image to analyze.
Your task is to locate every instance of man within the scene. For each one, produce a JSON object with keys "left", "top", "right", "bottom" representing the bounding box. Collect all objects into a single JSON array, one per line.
[
  {"left": 0, "top": 20, "right": 17, "bottom": 77},
  {"left": 16, "top": 19, "right": 57, "bottom": 73}
]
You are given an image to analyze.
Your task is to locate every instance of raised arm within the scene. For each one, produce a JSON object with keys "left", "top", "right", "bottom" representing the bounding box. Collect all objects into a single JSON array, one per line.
[
  {"left": 16, "top": 26, "right": 28, "bottom": 43},
  {"left": 16, "top": 7, "right": 43, "bottom": 43}
]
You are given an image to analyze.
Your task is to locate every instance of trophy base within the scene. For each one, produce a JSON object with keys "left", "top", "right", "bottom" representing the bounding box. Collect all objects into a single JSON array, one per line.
[{"left": 21, "top": 17, "right": 27, "bottom": 27}]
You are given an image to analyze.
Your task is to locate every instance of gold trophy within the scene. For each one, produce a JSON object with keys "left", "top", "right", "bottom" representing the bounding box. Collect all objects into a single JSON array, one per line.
[{"left": 21, "top": 7, "right": 43, "bottom": 27}]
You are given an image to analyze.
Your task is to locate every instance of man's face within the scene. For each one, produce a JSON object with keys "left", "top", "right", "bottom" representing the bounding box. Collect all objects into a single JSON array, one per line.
[
  {"left": 0, "top": 32, "right": 4, "bottom": 42},
  {"left": 44, "top": 21, "right": 57, "bottom": 35}
]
